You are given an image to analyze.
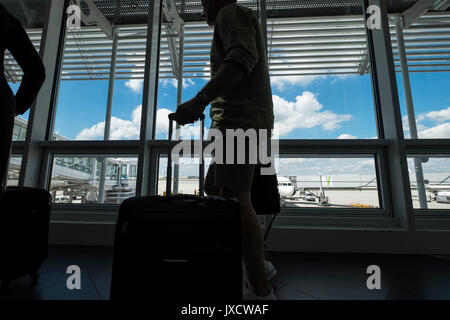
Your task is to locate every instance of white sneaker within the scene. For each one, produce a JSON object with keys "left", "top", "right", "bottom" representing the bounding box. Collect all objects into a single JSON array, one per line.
[
  {"left": 243, "top": 286, "right": 277, "bottom": 300},
  {"left": 242, "top": 260, "right": 277, "bottom": 286}
]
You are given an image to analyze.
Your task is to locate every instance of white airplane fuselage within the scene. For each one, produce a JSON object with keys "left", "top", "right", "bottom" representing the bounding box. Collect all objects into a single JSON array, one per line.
[
  {"left": 277, "top": 176, "right": 296, "bottom": 197},
  {"left": 426, "top": 185, "right": 450, "bottom": 194}
]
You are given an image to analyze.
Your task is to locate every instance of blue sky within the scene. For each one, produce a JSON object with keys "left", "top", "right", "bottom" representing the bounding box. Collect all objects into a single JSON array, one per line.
[
  {"left": 47, "top": 73, "right": 377, "bottom": 140},
  {"left": 11, "top": 70, "right": 450, "bottom": 141}
]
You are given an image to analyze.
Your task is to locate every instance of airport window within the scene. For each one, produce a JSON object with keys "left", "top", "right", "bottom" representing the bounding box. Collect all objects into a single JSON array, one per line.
[
  {"left": 266, "top": 5, "right": 378, "bottom": 140},
  {"left": 51, "top": 23, "right": 151, "bottom": 141},
  {"left": 407, "top": 156, "right": 450, "bottom": 210},
  {"left": 5, "top": 29, "right": 42, "bottom": 141},
  {"left": 276, "top": 155, "right": 381, "bottom": 210},
  {"left": 52, "top": 26, "right": 112, "bottom": 141},
  {"left": 391, "top": 12, "right": 450, "bottom": 139},
  {"left": 155, "top": 22, "right": 211, "bottom": 140},
  {"left": 6, "top": 156, "right": 22, "bottom": 187},
  {"left": 53, "top": 24, "right": 148, "bottom": 141},
  {"left": 49, "top": 155, "right": 138, "bottom": 204},
  {"left": 12, "top": 118, "right": 28, "bottom": 141},
  {"left": 129, "top": 165, "right": 138, "bottom": 178},
  {"left": 157, "top": 156, "right": 212, "bottom": 196},
  {"left": 4, "top": 0, "right": 449, "bottom": 232},
  {"left": 104, "top": 25, "right": 147, "bottom": 141}
]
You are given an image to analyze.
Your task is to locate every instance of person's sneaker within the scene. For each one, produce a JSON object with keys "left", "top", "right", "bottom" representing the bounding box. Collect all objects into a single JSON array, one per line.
[
  {"left": 242, "top": 260, "right": 277, "bottom": 286},
  {"left": 243, "top": 286, "right": 277, "bottom": 300},
  {"left": 264, "top": 260, "right": 277, "bottom": 281}
]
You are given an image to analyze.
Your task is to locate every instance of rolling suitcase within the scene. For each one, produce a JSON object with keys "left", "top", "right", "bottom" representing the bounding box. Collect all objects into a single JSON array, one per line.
[
  {"left": 0, "top": 185, "right": 51, "bottom": 289},
  {"left": 110, "top": 114, "right": 242, "bottom": 301}
]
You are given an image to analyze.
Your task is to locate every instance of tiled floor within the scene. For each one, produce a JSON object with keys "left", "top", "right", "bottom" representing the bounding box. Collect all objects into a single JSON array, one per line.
[{"left": 1, "top": 245, "right": 450, "bottom": 300}]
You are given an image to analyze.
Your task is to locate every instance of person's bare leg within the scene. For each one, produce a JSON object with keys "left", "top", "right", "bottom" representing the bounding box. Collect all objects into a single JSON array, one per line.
[{"left": 221, "top": 188, "right": 270, "bottom": 296}]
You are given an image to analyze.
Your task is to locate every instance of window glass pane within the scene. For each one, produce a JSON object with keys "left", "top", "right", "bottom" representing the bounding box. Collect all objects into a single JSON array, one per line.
[
  {"left": 75, "top": 26, "right": 147, "bottom": 141},
  {"left": 156, "top": 4, "right": 379, "bottom": 140},
  {"left": 266, "top": 6, "right": 378, "bottom": 139},
  {"left": 53, "top": 27, "right": 112, "bottom": 140},
  {"left": 391, "top": 12, "right": 450, "bottom": 139},
  {"left": 276, "top": 155, "right": 380, "bottom": 209},
  {"left": 7, "top": 156, "right": 22, "bottom": 187},
  {"left": 407, "top": 156, "right": 450, "bottom": 209},
  {"left": 49, "top": 155, "right": 137, "bottom": 204},
  {"left": 158, "top": 153, "right": 380, "bottom": 210},
  {"left": 158, "top": 156, "right": 212, "bottom": 195},
  {"left": 155, "top": 23, "right": 210, "bottom": 140}
]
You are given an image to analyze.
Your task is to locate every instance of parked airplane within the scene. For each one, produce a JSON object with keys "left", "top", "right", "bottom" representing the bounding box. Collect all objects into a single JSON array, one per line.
[
  {"left": 277, "top": 176, "right": 296, "bottom": 197},
  {"left": 426, "top": 178, "right": 450, "bottom": 203},
  {"left": 408, "top": 175, "right": 450, "bottom": 203},
  {"left": 425, "top": 184, "right": 450, "bottom": 194}
]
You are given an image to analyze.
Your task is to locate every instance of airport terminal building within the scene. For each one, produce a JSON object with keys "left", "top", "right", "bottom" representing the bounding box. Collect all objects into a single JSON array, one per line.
[{"left": 2, "top": 0, "right": 450, "bottom": 301}]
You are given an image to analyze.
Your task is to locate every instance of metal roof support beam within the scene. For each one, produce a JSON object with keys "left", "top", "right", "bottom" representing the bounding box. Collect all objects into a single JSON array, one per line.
[
  {"left": 395, "top": 16, "right": 428, "bottom": 209},
  {"left": 173, "top": 23, "right": 185, "bottom": 195},
  {"left": 364, "top": 0, "right": 415, "bottom": 231},
  {"left": 165, "top": 24, "right": 179, "bottom": 77},
  {"left": 73, "top": 0, "right": 114, "bottom": 39},
  {"left": 161, "top": 0, "right": 185, "bottom": 194},
  {"left": 98, "top": 27, "right": 119, "bottom": 204},
  {"left": 399, "top": 0, "right": 449, "bottom": 29},
  {"left": 136, "top": 0, "right": 162, "bottom": 196},
  {"left": 162, "top": 0, "right": 185, "bottom": 78}
]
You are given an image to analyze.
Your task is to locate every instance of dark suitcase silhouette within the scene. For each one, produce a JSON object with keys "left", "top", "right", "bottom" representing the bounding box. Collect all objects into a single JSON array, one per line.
[
  {"left": 110, "top": 114, "right": 242, "bottom": 301},
  {"left": 0, "top": 186, "right": 51, "bottom": 288}
]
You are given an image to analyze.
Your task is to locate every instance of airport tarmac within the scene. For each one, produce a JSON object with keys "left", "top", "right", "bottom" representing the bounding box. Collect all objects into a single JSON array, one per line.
[{"left": 157, "top": 179, "right": 450, "bottom": 210}]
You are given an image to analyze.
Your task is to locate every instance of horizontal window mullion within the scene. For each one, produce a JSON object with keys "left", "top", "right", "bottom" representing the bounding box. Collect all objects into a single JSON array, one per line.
[
  {"left": 11, "top": 141, "right": 25, "bottom": 154},
  {"left": 38, "top": 140, "right": 140, "bottom": 155}
]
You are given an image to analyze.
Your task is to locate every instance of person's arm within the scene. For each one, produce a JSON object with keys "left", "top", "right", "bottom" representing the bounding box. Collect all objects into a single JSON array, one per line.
[
  {"left": 173, "top": 61, "right": 246, "bottom": 125},
  {"left": 5, "top": 7, "right": 46, "bottom": 115},
  {"left": 174, "top": 6, "right": 258, "bottom": 125}
]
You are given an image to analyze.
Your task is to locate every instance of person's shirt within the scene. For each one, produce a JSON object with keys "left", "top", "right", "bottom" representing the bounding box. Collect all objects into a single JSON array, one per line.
[
  {"left": 209, "top": 3, "right": 274, "bottom": 131},
  {"left": 0, "top": 4, "right": 45, "bottom": 115}
]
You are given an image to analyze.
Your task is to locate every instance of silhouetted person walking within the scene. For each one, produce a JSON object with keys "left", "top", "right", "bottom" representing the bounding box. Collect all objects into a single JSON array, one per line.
[{"left": 0, "top": 4, "right": 45, "bottom": 192}]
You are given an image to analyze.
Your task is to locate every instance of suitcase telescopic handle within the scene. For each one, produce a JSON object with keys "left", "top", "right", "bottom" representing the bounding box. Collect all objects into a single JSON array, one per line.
[{"left": 166, "top": 113, "right": 205, "bottom": 197}]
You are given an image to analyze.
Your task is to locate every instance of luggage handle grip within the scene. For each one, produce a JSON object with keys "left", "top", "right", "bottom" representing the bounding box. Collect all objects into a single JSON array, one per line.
[
  {"left": 166, "top": 113, "right": 205, "bottom": 197},
  {"left": 168, "top": 113, "right": 205, "bottom": 122}
]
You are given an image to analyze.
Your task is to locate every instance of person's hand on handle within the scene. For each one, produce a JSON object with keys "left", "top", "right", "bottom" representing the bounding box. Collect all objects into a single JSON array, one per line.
[{"left": 174, "top": 97, "right": 207, "bottom": 126}]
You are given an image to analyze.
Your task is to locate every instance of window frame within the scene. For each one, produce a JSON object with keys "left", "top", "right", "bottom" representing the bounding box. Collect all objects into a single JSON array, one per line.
[{"left": 9, "top": 0, "right": 450, "bottom": 237}]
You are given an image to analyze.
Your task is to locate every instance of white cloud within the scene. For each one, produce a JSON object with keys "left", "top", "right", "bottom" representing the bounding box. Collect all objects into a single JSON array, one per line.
[
  {"left": 402, "top": 116, "right": 427, "bottom": 134},
  {"left": 419, "top": 123, "right": 450, "bottom": 139},
  {"left": 337, "top": 134, "right": 358, "bottom": 139},
  {"left": 270, "top": 74, "right": 326, "bottom": 91},
  {"left": 124, "top": 77, "right": 197, "bottom": 94},
  {"left": 403, "top": 107, "right": 450, "bottom": 138},
  {"left": 125, "top": 79, "right": 144, "bottom": 93},
  {"left": 330, "top": 74, "right": 355, "bottom": 85},
  {"left": 273, "top": 92, "right": 352, "bottom": 136},
  {"left": 76, "top": 105, "right": 142, "bottom": 140},
  {"left": 160, "top": 78, "right": 195, "bottom": 89},
  {"left": 420, "top": 107, "right": 450, "bottom": 123},
  {"left": 269, "top": 73, "right": 357, "bottom": 91},
  {"left": 76, "top": 105, "right": 201, "bottom": 140}
]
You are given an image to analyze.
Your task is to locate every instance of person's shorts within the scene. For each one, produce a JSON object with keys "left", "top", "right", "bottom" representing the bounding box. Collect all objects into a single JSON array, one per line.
[
  {"left": 206, "top": 162, "right": 256, "bottom": 193},
  {"left": 205, "top": 129, "right": 271, "bottom": 193}
]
